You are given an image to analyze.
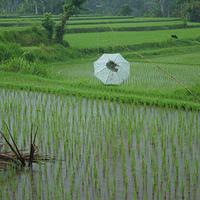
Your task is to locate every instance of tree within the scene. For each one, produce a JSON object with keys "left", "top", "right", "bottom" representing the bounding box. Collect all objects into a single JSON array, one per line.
[
  {"left": 155, "top": 0, "right": 166, "bottom": 17},
  {"left": 165, "top": 0, "right": 176, "bottom": 17},
  {"left": 4, "top": 0, "right": 15, "bottom": 14},
  {"left": 40, "top": 0, "right": 48, "bottom": 14},
  {"left": 55, "top": 0, "right": 87, "bottom": 43},
  {"left": 117, "top": 4, "right": 133, "bottom": 16},
  {"left": 129, "top": 0, "right": 145, "bottom": 16},
  {"left": 33, "top": 0, "right": 38, "bottom": 14},
  {"left": 18, "top": 0, "right": 34, "bottom": 14},
  {"left": 154, "top": 0, "right": 177, "bottom": 17},
  {"left": 42, "top": 12, "right": 55, "bottom": 39},
  {"left": 176, "top": 0, "right": 189, "bottom": 17},
  {"left": 49, "top": 0, "right": 54, "bottom": 13},
  {"left": 10, "top": 0, "right": 14, "bottom": 13},
  {"left": 185, "top": 0, "right": 200, "bottom": 22},
  {"left": 143, "top": 0, "right": 157, "bottom": 16}
]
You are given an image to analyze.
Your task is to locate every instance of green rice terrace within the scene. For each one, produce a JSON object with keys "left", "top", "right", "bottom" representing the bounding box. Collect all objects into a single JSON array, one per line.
[{"left": 0, "top": 15, "right": 200, "bottom": 199}]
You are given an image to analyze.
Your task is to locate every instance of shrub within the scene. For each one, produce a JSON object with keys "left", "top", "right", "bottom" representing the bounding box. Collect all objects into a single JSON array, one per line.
[
  {"left": 0, "top": 42, "right": 23, "bottom": 62},
  {"left": 0, "top": 26, "right": 51, "bottom": 47},
  {"left": 19, "top": 25, "right": 50, "bottom": 46},
  {"left": 1, "top": 52, "right": 49, "bottom": 77},
  {"left": 23, "top": 51, "right": 36, "bottom": 62},
  {"left": 25, "top": 43, "right": 83, "bottom": 62},
  {"left": 0, "top": 30, "right": 21, "bottom": 43}
]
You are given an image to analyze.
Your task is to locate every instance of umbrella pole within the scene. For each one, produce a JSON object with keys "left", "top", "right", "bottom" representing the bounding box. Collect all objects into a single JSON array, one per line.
[{"left": 101, "top": 39, "right": 200, "bottom": 104}]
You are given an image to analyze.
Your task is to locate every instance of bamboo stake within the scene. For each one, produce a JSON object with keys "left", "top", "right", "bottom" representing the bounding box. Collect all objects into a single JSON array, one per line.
[{"left": 101, "top": 39, "right": 200, "bottom": 104}]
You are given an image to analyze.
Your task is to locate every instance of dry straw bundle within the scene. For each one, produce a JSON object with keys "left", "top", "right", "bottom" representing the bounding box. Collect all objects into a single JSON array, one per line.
[{"left": 0, "top": 124, "right": 50, "bottom": 171}]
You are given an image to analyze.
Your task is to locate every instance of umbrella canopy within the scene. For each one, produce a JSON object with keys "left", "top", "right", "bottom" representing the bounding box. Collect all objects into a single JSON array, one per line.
[{"left": 93, "top": 53, "right": 130, "bottom": 85}]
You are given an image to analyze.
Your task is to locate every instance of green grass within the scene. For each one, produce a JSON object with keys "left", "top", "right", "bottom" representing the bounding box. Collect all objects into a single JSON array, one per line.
[
  {"left": 64, "top": 27, "right": 200, "bottom": 48},
  {"left": 66, "top": 21, "right": 197, "bottom": 29},
  {"left": 68, "top": 16, "right": 179, "bottom": 21},
  {"left": 124, "top": 45, "right": 200, "bottom": 62},
  {"left": 0, "top": 16, "right": 180, "bottom": 28},
  {"left": 151, "top": 52, "right": 200, "bottom": 65},
  {"left": 66, "top": 18, "right": 180, "bottom": 25},
  {"left": 0, "top": 16, "right": 178, "bottom": 23}
]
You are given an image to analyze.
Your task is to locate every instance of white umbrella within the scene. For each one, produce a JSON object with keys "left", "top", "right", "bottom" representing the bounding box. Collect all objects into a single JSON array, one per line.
[{"left": 93, "top": 53, "right": 130, "bottom": 85}]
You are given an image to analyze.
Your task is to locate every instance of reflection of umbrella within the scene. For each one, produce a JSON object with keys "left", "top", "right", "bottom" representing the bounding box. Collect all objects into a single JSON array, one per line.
[{"left": 93, "top": 53, "right": 130, "bottom": 85}]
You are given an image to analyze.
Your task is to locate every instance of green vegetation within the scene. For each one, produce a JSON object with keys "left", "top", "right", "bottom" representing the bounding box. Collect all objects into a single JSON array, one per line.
[
  {"left": 1, "top": 53, "right": 48, "bottom": 77},
  {"left": 54, "top": 0, "right": 87, "bottom": 43},
  {"left": 0, "top": 15, "right": 200, "bottom": 200},
  {"left": 117, "top": 4, "right": 133, "bottom": 16},
  {"left": 0, "top": 88, "right": 199, "bottom": 199},
  {"left": 0, "top": 15, "right": 199, "bottom": 107},
  {"left": 41, "top": 13, "right": 55, "bottom": 39},
  {"left": 1, "top": 0, "right": 199, "bottom": 21},
  {"left": 65, "top": 27, "right": 200, "bottom": 49}
]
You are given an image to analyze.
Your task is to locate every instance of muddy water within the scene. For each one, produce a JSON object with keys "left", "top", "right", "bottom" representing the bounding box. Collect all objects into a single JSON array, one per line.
[{"left": 0, "top": 88, "right": 200, "bottom": 200}]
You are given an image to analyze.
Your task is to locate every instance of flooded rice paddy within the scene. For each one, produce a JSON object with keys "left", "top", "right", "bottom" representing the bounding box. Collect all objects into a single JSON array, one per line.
[{"left": 0, "top": 89, "right": 200, "bottom": 200}]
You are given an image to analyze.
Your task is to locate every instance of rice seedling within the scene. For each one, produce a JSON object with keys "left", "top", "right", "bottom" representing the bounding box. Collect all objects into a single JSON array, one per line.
[{"left": 0, "top": 88, "right": 199, "bottom": 199}]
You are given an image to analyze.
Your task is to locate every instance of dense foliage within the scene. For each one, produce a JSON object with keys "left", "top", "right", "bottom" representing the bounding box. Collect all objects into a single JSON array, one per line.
[
  {"left": 54, "top": 0, "right": 87, "bottom": 43},
  {"left": 117, "top": 4, "right": 133, "bottom": 16},
  {"left": 0, "top": 0, "right": 200, "bottom": 21},
  {"left": 41, "top": 12, "right": 55, "bottom": 39}
]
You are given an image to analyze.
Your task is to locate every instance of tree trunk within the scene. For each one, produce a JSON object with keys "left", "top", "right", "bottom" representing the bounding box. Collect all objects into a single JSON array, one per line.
[
  {"left": 181, "top": 0, "right": 183, "bottom": 17},
  {"left": 6, "top": 0, "right": 10, "bottom": 14},
  {"left": 160, "top": 0, "right": 165, "bottom": 17},
  {"left": 35, "top": 0, "right": 38, "bottom": 14},
  {"left": 11, "top": 0, "right": 14, "bottom": 14},
  {"left": 50, "top": 0, "right": 54, "bottom": 13}
]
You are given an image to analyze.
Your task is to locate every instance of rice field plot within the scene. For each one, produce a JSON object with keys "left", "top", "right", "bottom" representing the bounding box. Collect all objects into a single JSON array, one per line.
[
  {"left": 0, "top": 16, "right": 179, "bottom": 28},
  {"left": 1, "top": 58, "right": 200, "bottom": 108},
  {"left": 66, "top": 17, "right": 180, "bottom": 25},
  {"left": 150, "top": 52, "right": 200, "bottom": 65},
  {"left": 48, "top": 61, "right": 200, "bottom": 96},
  {"left": 69, "top": 16, "right": 177, "bottom": 21},
  {"left": 65, "top": 27, "right": 200, "bottom": 49},
  {"left": 0, "top": 88, "right": 200, "bottom": 199},
  {"left": 0, "top": 16, "right": 178, "bottom": 25},
  {"left": 67, "top": 20, "right": 186, "bottom": 29}
]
